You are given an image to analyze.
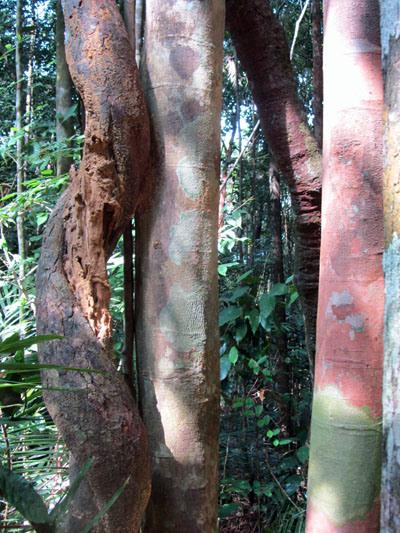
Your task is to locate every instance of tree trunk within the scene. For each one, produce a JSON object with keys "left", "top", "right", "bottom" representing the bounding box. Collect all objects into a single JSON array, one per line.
[
  {"left": 380, "top": 2, "right": 400, "bottom": 530},
  {"left": 306, "top": 1, "right": 384, "bottom": 531},
  {"left": 269, "top": 163, "right": 290, "bottom": 433},
  {"left": 135, "top": 0, "right": 225, "bottom": 530},
  {"left": 15, "top": 0, "right": 26, "bottom": 330},
  {"left": 311, "top": 0, "right": 323, "bottom": 150},
  {"left": 36, "top": 1, "right": 151, "bottom": 530},
  {"left": 226, "top": 0, "right": 322, "bottom": 365},
  {"left": 56, "top": 0, "right": 74, "bottom": 177}
]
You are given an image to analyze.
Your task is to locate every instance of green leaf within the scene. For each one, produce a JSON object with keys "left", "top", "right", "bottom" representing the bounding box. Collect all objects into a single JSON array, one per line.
[
  {"left": 40, "top": 169, "right": 53, "bottom": 176},
  {"left": 220, "top": 354, "right": 232, "bottom": 381},
  {"left": 219, "top": 306, "right": 242, "bottom": 327},
  {"left": 0, "top": 464, "right": 49, "bottom": 524},
  {"left": 288, "top": 291, "right": 299, "bottom": 306},
  {"left": 230, "top": 286, "right": 248, "bottom": 301},
  {"left": 254, "top": 404, "right": 263, "bottom": 416},
  {"left": 0, "top": 334, "right": 62, "bottom": 354},
  {"left": 278, "top": 438, "right": 292, "bottom": 446},
  {"left": 219, "top": 503, "right": 240, "bottom": 519},
  {"left": 269, "top": 283, "right": 288, "bottom": 296},
  {"left": 296, "top": 445, "right": 309, "bottom": 464},
  {"left": 234, "top": 323, "right": 247, "bottom": 344},
  {"left": 246, "top": 309, "right": 259, "bottom": 335},
  {"left": 228, "top": 346, "right": 239, "bottom": 365},
  {"left": 218, "top": 262, "right": 238, "bottom": 276},
  {"left": 259, "top": 293, "right": 276, "bottom": 321},
  {"left": 257, "top": 415, "right": 271, "bottom": 428}
]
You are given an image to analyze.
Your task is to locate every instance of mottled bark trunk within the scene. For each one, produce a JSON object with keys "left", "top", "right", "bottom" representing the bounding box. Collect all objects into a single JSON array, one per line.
[
  {"left": 311, "top": 0, "right": 323, "bottom": 150},
  {"left": 56, "top": 0, "right": 74, "bottom": 177},
  {"left": 36, "top": 1, "right": 151, "bottom": 530},
  {"left": 306, "top": 1, "right": 384, "bottom": 531},
  {"left": 226, "top": 0, "right": 321, "bottom": 364},
  {"left": 380, "top": 3, "right": 400, "bottom": 531},
  {"left": 135, "top": 0, "right": 224, "bottom": 530}
]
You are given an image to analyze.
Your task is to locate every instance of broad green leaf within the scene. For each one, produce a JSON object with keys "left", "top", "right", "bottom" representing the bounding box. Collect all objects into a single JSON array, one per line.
[
  {"left": 259, "top": 293, "right": 276, "bottom": 321},
  {"left": 255, "top": 404, "right": 263, "bottom": 416},
  {"left": 228, "top": 346, "right": 239, "bottom": 364},
  {"left": 246, "top": 309, "right": 259, "bottom": 335},
  {"left": 234, "top": 323, "right": 247, "bottom": 344},
  {"left": 257, "top": 415, "right": 271, "bottom": 428},
  {"left": 229, "top": 286, "right": 248, "bottom": 301},
  {"left": 220, "top": 354, "right": 231, "bottom": 381},
  {"left": 296, "top": 445, "right": 309, "bottom": 464},
  {"left": 219, "top": 503, "right": 240, "bottom": 519},
  {"left": 218, "top": 262, "right": 238, "bottom": 276},
  {"left": 269, "top": 283, "right": 288, "bottom": 296},
  {"left": 219, "top": 306, "right": 242, "bottom": 327}
]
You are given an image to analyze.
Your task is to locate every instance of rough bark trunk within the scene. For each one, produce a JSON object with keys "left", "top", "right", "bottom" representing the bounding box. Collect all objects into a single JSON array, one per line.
[
  {"left": 56, "top": 0, "right": 74, "bottom": 177},
  {"left": 226, "top": 0, "right": 322, "bottom": 364},
  {"left": 380, "top": 2, "right": 400, "bottom": 530},
  {"left": 306, "top": 1, "right": 384, "bottom": 531},
  {"left": 36, "top": 1, "right": 151, "bottom": 530},
  {"left": 135, "top": 0, "right": 224, "bottom": 530}
]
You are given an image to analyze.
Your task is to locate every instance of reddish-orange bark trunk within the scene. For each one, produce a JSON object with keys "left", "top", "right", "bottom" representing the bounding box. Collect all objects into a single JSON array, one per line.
[
  {"left": 306, "top": 1, "right": 384, "bottom": 531},
  {"left": 226, "top": 0, "right": 321, "bottom": 363}
]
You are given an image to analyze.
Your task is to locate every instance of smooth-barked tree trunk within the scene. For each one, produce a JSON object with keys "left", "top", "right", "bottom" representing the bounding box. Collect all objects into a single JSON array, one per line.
[
  {"left": 36, "top": 1, "right": 150, "bottom": 530},
  {"left": 226, "top": 0, "right": 322, "bottom": 365},
  {"left": 135, "top": 0, "right": 225, "bottom": 530},
  {"left": 55, "top": 0, "right": 74, "bottom": 177},
  {"left": 380, "top": 2, "right": 400, "bottom": 530},
  {"left": 306, "top": 1, "right": 384, "bottom": 531}
]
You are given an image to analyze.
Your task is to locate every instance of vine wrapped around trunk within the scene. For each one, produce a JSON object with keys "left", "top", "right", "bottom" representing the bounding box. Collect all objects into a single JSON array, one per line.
[{"left": 36, "top": 1, "right": 150, "bottom": 530}]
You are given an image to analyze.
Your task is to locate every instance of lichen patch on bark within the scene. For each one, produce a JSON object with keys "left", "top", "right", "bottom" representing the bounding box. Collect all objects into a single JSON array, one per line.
[{"left": 308, "top": 386, "right": 382, "bottom": 526}]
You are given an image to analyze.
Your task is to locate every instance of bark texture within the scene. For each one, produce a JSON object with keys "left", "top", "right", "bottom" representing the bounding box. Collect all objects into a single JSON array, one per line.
[
  {"left": 311, "top": 0, "right": 323, "bottom": 149},
  {"left": 380, "top": 2, "right": 400, "bottom": 530},
  {"left": 306, "top": 1, "right": 384, "bottom": 531},
  {"left": 226, "top": 0, "right": 322, "bottom": 363},
  {"left": 36, "top": 1, "right": 150, "bottom": 530},
  {"left": 136, "top": 0, "right": 225, "bottom": 530},
  {"left": 56, "top": 0, "right": 74, "bottom": 177}
]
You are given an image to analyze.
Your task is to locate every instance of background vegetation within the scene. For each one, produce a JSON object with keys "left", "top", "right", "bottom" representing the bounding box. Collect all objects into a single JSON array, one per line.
[{"left": 0, "top": 1, "right": 315, "bottom": 530}]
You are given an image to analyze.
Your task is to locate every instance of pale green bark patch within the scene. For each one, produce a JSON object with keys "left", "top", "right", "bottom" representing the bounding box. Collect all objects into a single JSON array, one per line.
[
  {"left": 308, "top": 386, "right": 381, "bottom": 526},
  {"left": 159, "top": 283, "right": 206, "bottom": 352}
]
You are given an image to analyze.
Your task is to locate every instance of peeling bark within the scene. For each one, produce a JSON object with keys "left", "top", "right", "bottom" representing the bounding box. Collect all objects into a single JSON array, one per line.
[
  {"left": 306, "top": 1, "right": 384, "bottom": 531},
  {"left": 136, "top": 0, "right": 224, "bottom": 530},
  {"left": 36, "top": 1, "right": 150, "bottom": 530},
  {"left": 226, "top": 0, "right": 322, "bottom": 363}
]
